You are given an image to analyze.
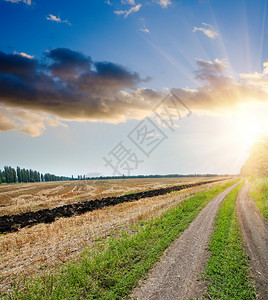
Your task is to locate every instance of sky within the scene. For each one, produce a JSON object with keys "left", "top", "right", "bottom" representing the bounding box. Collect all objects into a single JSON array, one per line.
[{"left": 0, "top": 0, "right": 268, "bottom": 177}]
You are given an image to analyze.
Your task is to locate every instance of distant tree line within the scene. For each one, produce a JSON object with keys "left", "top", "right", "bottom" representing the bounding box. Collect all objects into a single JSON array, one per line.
[
  {"left": 0, "top": 165, "right": 226, "bottom": 185},
  {"left": 43, "top": 173, "right": 71, "bottom": 182},
  {"left": 0, "top": 166, "right": 73, "bottom": 184},
  {"left": 86, "top": 173, "right": 224, "bottom": 181},
  {"left": 0, "top": 166, "right": 17, "bottom": 184}
]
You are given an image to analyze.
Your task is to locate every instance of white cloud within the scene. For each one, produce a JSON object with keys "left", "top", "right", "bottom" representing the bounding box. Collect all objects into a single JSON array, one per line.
[
  {"left": 114, "top": 3, "right": 141, "bottom": 18},
  {"left": 158, "top": 0, "right": 171, "bottom": 8},
  {"left": 0, "top": 105, "right": 67, "bottom": 137},
  {"left": 263, "top": 61, "right": 268, "bottom": 75},
  {"left": 140, "top": 28, "right": 150, "bottom": 33},
  {"left": 13, "top": 51, "right": 34, "bottom": 59},
  {"left": 46, "top": 14, "right": 61, "bottom": 22},
  {"left": 171, "top": 58, "right": 268, "bottom": 115},
  {"left": 4, "top": 0, "right": 31, "bottom": 5},
  {"left": 46, "top": 14, "right": 71, "bottom": 26},
  {"left": 193, "top": 23, "right": 218, "bottom": 39},
  {"left": 121, "top": 0, "right": 136, "bottom": 4},
  {"left": 139, "top": 17, "right": 150, "bottom": 33},
  {"left": 114, "top": 10, "right": 125, "bottom": 15}
]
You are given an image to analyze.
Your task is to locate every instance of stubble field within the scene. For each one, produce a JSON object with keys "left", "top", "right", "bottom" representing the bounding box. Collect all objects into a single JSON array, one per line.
[
  {"left": 0, "top": 177, "right": 218, "bottom": 216},
  {"left": 0, "top": 177, "right": 229, "bottom": 294}
]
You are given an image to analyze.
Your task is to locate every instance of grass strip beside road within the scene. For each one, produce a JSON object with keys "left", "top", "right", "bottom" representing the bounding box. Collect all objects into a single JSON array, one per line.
[
  {"left": 6, "top": 180, "right": 238, "bottom": 300},
  {"left": 249, "top": 177, "right": 268, "bottom": 219},
  {"left": 203, "top": 181, "right": 256, "bottom": 299}
]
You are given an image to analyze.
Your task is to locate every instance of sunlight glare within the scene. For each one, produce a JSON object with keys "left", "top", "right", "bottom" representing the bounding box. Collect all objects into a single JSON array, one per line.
[{"left": 234, "top": 106, "right": 268, "bottom": 151}]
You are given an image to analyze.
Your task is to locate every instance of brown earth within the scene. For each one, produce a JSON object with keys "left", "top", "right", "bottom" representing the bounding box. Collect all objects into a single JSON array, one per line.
[
  {"left": 237, "top": 181, "right": 268, "bottom": 299},
  {"left": 131, "top": 181, "right": 241, "bottom": 300}
]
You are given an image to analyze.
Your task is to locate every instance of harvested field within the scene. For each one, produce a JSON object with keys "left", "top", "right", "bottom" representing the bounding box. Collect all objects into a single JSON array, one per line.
[
  {"left": 0, "top": 178, "right": 231, "bottom": 294},
  {"left": 0, "top": 178, "right": 226, "bottom": 233},
  {"left": 0, "top": 177, "right": 217, "bottom": 216}
]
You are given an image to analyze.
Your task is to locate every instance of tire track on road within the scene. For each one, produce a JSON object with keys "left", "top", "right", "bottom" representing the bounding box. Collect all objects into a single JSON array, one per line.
[{"left": 237, "top": 181, "right": 268, "bottom": 299}]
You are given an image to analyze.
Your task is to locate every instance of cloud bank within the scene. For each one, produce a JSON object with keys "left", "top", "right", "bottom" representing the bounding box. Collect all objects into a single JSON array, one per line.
[
  {"left": 0, "top": 105, "right": 66, "bottom": 136},
  {"left": 0, "top": 48, "right": 155, "bottom": 135},
  {"left": 0, "top": 48, "right": 268, "bottom": 136},
  {"left": 172, "top": 58, "right": 268, "bottom": 114}
]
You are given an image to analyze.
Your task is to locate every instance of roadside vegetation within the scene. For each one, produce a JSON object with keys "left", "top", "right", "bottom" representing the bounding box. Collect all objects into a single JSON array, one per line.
[
  {"left": 240, "top": 135, "right": 268, "bottom": 218},
  {"left": 203, "top": 181, "right": 256, "bottom": 299},
  {"left": 241, "top": 135, "right": 268, "bottom": 218},
  {"left": 249, "top": 177, "right": 268, "bottom": 219},
  {"left": 241, "top": 135, "right": 268, "bottom": 178},
  {"left": 3, "top": 180, "right": 238, "bottom": 299}
]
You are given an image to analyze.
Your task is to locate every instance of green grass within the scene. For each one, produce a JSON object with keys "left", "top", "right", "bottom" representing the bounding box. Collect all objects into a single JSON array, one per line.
[
  {"left": 249, "top": 177, "right": 268, "bottom": 219},
  {"left": 18, "top": 191, "right": 27, "bottom": 194},
  {"left": 203, "top": 181, "right": 256, "bottom": 299},
  {"left": 4, "top": 180, "right": 238, "bottom": 300}
]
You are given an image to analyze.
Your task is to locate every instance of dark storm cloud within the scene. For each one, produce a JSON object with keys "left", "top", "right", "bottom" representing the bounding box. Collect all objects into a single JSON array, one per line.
[
  {"left": 47, "top": 48, "right": 92, "bottom": 77},
  {"left": 95, "top": 61, "right": 141, "bottom": 84},
  {"left": 0, "top": 48, "right": 154, "bottom": 123},
  {"left": 0, "top": 51, "right": 37, "bottom": 78}
]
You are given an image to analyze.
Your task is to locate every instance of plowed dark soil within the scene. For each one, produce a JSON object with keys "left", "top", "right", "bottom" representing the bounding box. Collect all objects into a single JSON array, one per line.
[{"left": 0, "top": 179, "right": 225, "bottom": 233}]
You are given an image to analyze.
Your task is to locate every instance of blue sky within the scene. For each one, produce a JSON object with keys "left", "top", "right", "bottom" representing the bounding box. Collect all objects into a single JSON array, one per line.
[{"left": 0, "top": 0, "right": 268, "bottom": 176}]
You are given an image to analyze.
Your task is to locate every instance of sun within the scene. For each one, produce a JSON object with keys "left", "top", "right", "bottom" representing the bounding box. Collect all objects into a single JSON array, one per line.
[
  {"left": 236, "top": 121, "right": 262, "bottom": 150},
  {"left": 234, "top": 106, "right": 268, "bottom": 151}
]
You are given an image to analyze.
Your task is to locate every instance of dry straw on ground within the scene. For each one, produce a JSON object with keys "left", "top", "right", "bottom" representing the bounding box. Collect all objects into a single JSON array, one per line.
[
  {"left": 0, "top": 177, "right": 202, "bottom": 216},
  {"left": 0, "top": 178, "right": 227, "bottom": 293}
]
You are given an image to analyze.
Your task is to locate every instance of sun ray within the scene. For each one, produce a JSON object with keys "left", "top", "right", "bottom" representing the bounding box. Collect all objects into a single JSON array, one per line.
[{"left": 258, "top": 0, "right": 267, "bottom": 71}]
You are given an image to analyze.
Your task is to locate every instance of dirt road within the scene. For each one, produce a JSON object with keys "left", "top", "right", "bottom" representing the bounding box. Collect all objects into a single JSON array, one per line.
[
  {"left": 132, "top": 181, "right": 241, "bottom": 300},
  {"left": 237, "top": 182, "right": 268, "bottom": 299}
]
